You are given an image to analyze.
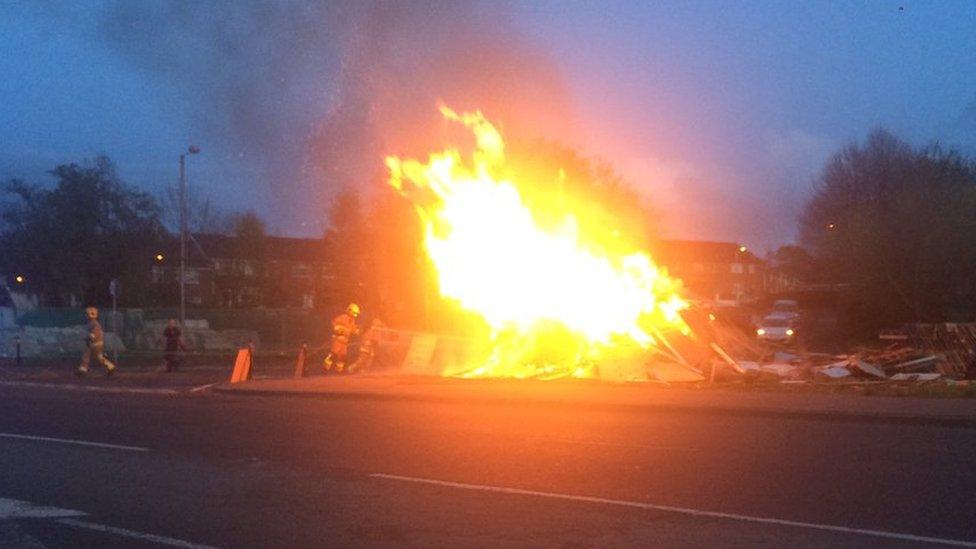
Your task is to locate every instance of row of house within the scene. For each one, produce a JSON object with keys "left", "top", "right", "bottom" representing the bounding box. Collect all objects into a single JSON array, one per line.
[{"left": 144, "top": 234, "right": 789, "bottom": 310}]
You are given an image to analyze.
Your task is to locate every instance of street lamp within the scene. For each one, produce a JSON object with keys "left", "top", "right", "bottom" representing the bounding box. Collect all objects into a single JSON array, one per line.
[
  {"left": 14, "top": 274, "right": 24, "bottom": 284},
  {"left": 179, "top": 145, "right": 200, "bottom": 327},
  {"left": 155, "top": 253, "right": 165, "bottom": 262}
]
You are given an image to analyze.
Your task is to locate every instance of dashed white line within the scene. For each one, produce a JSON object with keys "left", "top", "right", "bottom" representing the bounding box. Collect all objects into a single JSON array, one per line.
[
  {"left": 370, "top": 473, "right": 976, "bottom": 548},
  {"left": 55, "top": 519, "right": 217, "bottom": 549},
  {"left": 0, "top": 380, "right": 179, "bottom": 395},
  {"left": 189, "top": 382, "right": 219, "bottom": 393},
  {"left": 0, "top": 498, "right": 86, "bottom": 519},
  {"left": 547, "top": 437, "right": 697, "bottom": 451},
  {"left": 1, "top": 496, "right": 214, "bottom": 547},
  {"left": 0, "top": 433, "right": 149, "bottom": 452}
]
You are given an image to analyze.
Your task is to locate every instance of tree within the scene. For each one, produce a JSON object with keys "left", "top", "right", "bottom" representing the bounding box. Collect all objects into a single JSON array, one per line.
[
  {"left": 767, "top": 245, "right": 818, "bottom": 283},
  {"left": 0, "top": 156, "right": 165, "bottom": 306},
  {"left": 800, "top": 129, "right": 976, "bottom": 329},
  {"left": 325, "top": 189, "right": 371, "bottom": 306},
  {"left": 230, "top": 210, "right": 267, "bottom": 244},
  {"left": 158, "top": 183, "right": 231, "bottom": 234}
]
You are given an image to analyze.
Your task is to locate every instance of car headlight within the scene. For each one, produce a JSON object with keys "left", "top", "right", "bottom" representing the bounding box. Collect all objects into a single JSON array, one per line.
[{"left": 756, "top": 328, "right": 766, "bottom": 336}]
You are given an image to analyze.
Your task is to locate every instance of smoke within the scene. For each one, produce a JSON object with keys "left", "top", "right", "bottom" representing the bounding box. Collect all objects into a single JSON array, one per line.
[{"left": 77, "top": 0, "right": 574, "bottom": 232}]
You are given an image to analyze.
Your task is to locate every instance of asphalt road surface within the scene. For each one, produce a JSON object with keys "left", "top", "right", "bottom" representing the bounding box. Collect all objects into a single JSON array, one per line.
[{"left": 0, "top": 382, "right": 974, "bottom": 548}]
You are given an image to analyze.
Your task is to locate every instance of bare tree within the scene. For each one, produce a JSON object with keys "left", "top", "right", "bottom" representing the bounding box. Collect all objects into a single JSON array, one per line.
[
  {"left": 158, "top": 183, "right": 232, "bottom": 235},
  {"left": 800, "top": 129, "right": 976, "bottom": 329}
]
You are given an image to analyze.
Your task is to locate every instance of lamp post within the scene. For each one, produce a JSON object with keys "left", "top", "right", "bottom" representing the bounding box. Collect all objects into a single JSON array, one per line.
[{"left": 179, "top": 145, "right": 200, "bottom": 327}]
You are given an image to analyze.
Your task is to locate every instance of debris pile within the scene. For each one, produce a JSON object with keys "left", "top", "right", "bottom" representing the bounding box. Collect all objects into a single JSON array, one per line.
[
  {"left": 898, "top": 323, "right": 976, "bottom": 379},
  {"left": 809, "top": 347, "right": 945, "bottom": 382},
  {"left": 702, "top": 321, "right": 976, "bottom": 385}
]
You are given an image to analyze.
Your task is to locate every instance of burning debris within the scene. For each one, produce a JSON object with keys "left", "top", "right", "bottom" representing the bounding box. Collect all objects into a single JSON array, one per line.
[{"left": 384, "top": 107, "right": 690, "bottom": 380}]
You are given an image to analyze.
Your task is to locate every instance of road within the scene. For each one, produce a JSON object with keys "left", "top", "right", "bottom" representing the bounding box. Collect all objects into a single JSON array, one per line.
[{"left": 0, "top": 382, "right": 974, "bottom": 547}]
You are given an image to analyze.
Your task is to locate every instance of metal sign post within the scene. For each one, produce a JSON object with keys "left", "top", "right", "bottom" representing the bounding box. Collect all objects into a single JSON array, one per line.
[{"left": 109, "top": 278, "right": 120, "bottom": 364}]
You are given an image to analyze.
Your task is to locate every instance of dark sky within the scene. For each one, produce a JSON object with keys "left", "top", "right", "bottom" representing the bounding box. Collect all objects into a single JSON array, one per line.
[{"left": 2, "top": 1, "right": 975, "bottom": 251}]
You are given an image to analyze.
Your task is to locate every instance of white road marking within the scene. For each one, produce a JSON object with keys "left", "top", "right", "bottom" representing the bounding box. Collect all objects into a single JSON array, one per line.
[
  {"left": 188, "top": 382, "right": 219, "bottom": 393},
  {"left": 0, "top": 495, "right": 212, "bottom": 548},
  {"left": 0, "top": 380, "right": 179, "bottom": 395},
  {"left": 0, "top": 433, "right": 149, "bottom": 452},
  {"left": 548, "top": 437, "right": 697, "bottom": 451},
  {"left": 371, "top": 473, "right": 976, "bottom": 548},
  {"left": 0, "top": 498, "right": 86, "bottom": 519},
  {"left": 56, "top": 518, "right": 217, "bottom": 549}
]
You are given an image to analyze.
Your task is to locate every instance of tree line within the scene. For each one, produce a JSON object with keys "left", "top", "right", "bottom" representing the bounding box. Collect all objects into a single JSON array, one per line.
[
  {"left": 797, "top": 129, "right": 976, "bottom": 332},
  {"left": 0, "top": 156, "right": 273, "bottom": 308}
]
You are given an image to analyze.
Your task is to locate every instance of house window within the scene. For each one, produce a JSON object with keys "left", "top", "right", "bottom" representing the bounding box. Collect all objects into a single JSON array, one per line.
[
  {"left": 731, "top": 263, "right": 744, "bottom": 274},
  {"left": 292, "top": 263, "right": 310, "bottom": 279},
  {"left": 183, "top": 270, "right": 200, "bottom": 285}
]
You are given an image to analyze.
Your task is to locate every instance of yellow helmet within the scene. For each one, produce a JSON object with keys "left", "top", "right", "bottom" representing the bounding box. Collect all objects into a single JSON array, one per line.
[{"left": 347, "top": 303, "right": 360, "bottom": 317}]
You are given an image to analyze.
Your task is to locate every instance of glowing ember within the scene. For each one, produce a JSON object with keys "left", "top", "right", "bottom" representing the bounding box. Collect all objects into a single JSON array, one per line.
[{"left": 385, "top": 106, "right": 689, "bottom": 378}]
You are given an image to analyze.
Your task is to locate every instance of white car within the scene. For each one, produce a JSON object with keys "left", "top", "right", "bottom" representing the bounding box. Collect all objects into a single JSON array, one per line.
[{"left": 756, "top": 315, "right": 796, "bottom": 341}]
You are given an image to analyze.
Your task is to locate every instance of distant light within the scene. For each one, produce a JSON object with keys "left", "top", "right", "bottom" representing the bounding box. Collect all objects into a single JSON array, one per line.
[
  {"left": 786, "top": 328, "right": 795, "bottom": 337},
  {"left": 14, "top": 275, "right": 24, "bottom": 284},
  {"left": 827, "top": 223, "right": 836, "bottom": 230},
  {"left": 155, "top": 253, "right": 165, "bottom": 262},
  {"left": 738, "top": 245, "right": 747, "bottom": 253},
  {"left": 708, "top": 313, "right": 716, "bottom": 322},
  {"left": 756, "top": 328, "right": 766, "bottom": 336}
]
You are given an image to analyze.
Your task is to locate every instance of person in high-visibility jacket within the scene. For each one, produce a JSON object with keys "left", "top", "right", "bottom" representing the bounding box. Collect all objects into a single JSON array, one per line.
[
  {"left": 324, "top": 303, "right": 360, "bottom": 373},
  {"left": 77, "top": 307, "right": 117, "bottom": 376}
]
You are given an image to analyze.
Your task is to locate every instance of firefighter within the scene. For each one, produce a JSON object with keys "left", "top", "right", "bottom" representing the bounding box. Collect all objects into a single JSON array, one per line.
[
  {"left": 349, "top": 318, "right": 384, "bottom": 373},
  {"left": 77, "top": 307, "right": 117, "bottom": 376},
  {"left": 324, "top": 303, "right": 360, "bottom": 373}
]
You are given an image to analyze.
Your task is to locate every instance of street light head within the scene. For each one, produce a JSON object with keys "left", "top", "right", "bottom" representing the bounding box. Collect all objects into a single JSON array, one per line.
[
  {"left": 738, "top": 245, "right": 747, "bottom": 253},
  {"left": 155, "top": 253, "right": 165, "bottom": 262},
  {"left": 14, "top": 275, "right": 24, "bottom": 284},
  {"left": 188, "top": 145, "right": 200, "bottom": 155}
]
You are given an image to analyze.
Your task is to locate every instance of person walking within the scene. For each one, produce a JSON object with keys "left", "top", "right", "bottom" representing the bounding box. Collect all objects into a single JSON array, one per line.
[
  {"left": 160, "top": 319, "right": 185, "bottom": 372},
  {"left": 77, "top": 307, "right": 116, "bottom": 376}
]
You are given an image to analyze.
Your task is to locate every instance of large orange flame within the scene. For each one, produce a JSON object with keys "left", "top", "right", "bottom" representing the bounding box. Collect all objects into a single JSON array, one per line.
[{"left": 385, "top": 106, "right": 689, "bottom": 378}]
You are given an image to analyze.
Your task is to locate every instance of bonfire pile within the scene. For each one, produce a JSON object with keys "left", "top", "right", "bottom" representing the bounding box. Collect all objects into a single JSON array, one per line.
[{"left": 716, "top": 322, "right": 976, "bottom": 384}]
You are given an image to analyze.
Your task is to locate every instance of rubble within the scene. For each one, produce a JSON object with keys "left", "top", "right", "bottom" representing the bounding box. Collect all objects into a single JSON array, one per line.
[
  {"left": 692, "top": 317, "right": 972, "bottom": 387},
  {"left": 889, "top": 373, "right": 941, "bottom": 382},
  {"left": 899, "top": 323, "right": 976, "bottom": 378}
]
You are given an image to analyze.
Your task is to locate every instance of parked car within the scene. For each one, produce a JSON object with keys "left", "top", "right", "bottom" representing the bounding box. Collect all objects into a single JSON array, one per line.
[{"left": 756, "top": 315, "right": 796, "bottom": 341}]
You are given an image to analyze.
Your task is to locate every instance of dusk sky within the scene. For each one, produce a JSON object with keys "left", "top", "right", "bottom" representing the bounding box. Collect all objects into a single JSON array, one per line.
[{"left": 2, "top": 1, "right": 974, "bottom": 252}]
